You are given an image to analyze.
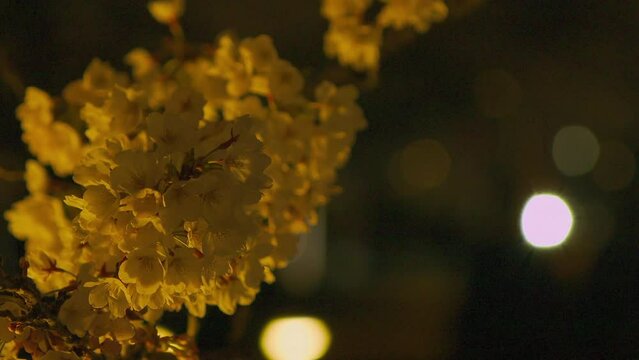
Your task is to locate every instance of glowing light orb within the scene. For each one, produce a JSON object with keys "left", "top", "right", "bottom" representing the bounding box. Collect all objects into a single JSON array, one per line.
[
  {"left": 391, "top": 139, "right": 451, "bottom": 195},
  {"left": 260, "top": 316, "right": 331, "bottom": 360},
  {"left": 552, "top": 125, "right": 599, "bottom": 176},
  {"left": 520, "top": 194, "right": 573, "bottom": 248}
]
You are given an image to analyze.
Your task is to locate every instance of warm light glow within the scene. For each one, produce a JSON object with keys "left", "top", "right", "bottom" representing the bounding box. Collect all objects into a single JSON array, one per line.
[
  {"left": 390, "top": 138, "right": 451, "bottom": 195},
  {"left": 156, "top": 325, "right": 174, "bottom": 337},
  {"left": 552, "top": 125, "right": 599, "bottom": 176},
  {"left": 520, "top": 194, "right": 573, "bottom": 248},
  {"left": 260, "top": 316, "right": 331, "bottom": 360}
]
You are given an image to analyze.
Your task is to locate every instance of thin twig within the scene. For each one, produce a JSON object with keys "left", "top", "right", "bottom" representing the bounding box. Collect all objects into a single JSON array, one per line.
[
  {"left": 0, "top": 166, "right": 23, "bottom": 182},
  {"left": 169, "top": 20, "right": 186, "bottom": 60},
  {"left": 0, "top": 46, "right": 25, "bottom": 98}
]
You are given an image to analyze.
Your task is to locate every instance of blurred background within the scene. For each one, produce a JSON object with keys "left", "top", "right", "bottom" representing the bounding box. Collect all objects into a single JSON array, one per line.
[{"left": 3, "top": 0, "right": 639, "bottom": 358}]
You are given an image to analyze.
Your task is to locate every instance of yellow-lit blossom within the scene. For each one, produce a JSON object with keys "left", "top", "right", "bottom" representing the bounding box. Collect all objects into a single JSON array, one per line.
[
  {"left": 85, "top": 278, "right": 131, "bottom": 318},
  {"left": 110, "top": 151, "right": 166, "bottom": 195},
  {"left": 24, "top": 160, "right": 48, "bottom": 194},
  {"left": 5, "top": 1, "right": 368, "bottom": 357},
  {"left": 377, "top": 0, "right": 448, "bottom": 32},
  {"left": 58, "top": 287, "right": 96, "bottom": 337},
  {"left": 16, "top": 87, "right": 84, "bottom": 175},
  {"left": 147, "top": 109, "right": 200, "bottom": 155},
  {"left": 164, "top": 247, "right": 203, "bottom": 293},
  {"left": 324, "top": 20, "right": 382, "bottom": 72},
  {"left": 322, "top": 0, "right": 372, "bottom": 20},
  {"left": 148, "top": 0, "right": 184, "bottom": 24},
  {"left": 321, "top": 0, "right": 448, "bottom": 72},
  {"left": 5, "top": 162, "right": 78, "bottom": 292},
  {"left": 240, "top": 35, "right": 279, "bottom": 72},
  {"left": 266, "top": 60, "right": 304, "bottom": 102},
  {"left": 16, "top": 87, "right": 53, "bottom": 126},
  {"left": 118, "top": 247, "right": 165, "bottom": 295},
  {"left": 81, "top": 87, "right": 143, "bottom": 143},
  {"left": 63, "top": 59, "right": 128, "bottom": 106}
]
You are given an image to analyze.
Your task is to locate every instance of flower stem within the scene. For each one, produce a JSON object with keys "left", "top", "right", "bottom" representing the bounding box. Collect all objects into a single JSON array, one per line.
[
  {"left": 169, "top": 21, "right": 185, "bottom": 60},
  {"left": 186, "top": 314, "right": 200, "bottom": 340}
]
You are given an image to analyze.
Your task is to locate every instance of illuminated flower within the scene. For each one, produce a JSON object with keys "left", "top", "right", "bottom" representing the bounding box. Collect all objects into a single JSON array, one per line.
[
  {"left": 111, "top": 317, "right": 135, "bottom": 342},
  {"left": 160, "top": 180, "right": 204, "bottom": 231},
  {"left": 85, "top": 278, "right": 131, "bottom": 318},
  {"left": 110, "top": 151, "right": 166, "bottom": 195},
  {"left": 65, "top": 185, "right": 119, "bottom": 230},
  {"left": 58, "top": 287, "right": 96, "bottom": 337},
  {"left": 119, "top": 247, "right": 165, "bottom": 295},
  {"left": 63, "top": 59, "right": 127, "bottom": 106},
  {"left": 240, "top": 35, "right": 279, "bottom": 72},
  {"left": 147, "top": 111, "right": 199, "bottom": 155},
  {"left": 321, "top": 0, "right": 372, "bottom": 20},
  {"left": 125, "top": 48, "right": 157, "bottom": 79},
  {"left": 16, "top": 87, "right": 54, "bottom": 126},
  {"left": 120, "top": 189, "right": 163, "bottom": 229},
  {"left": 377, "top": 0, "right": 448, "bottom": 33},
  {"left": 16, "top": 90, "right": 85, "bottom": 176},
  {"left": 165, "top": 247, "right": 203, "bottom": 293},
  {"left": 129, "top": 283, "right": 170, "bottom": 311},
  {"left": 24, "top": 159, "right": 48, "bottom": 194},
  {"left": 324, "top": 20, "right": 381, "bottom": 72},
  {"left": 148, "top": 0, "right": 184, "bottom": 24},
  {"left": 267, "top": 60, "right": 304, "bottom": 101},
  {"left": 7, "top": 2, "right": 368, "bottom": 353}
]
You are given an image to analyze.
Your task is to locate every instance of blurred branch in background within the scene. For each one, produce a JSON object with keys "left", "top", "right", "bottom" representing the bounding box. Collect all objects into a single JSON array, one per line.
[
  {"left": 0, "top": 166, "right": 22, "bottom": 182},
  {"left": 0, "top": 45, "right": 25, "bottom": 98}
]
